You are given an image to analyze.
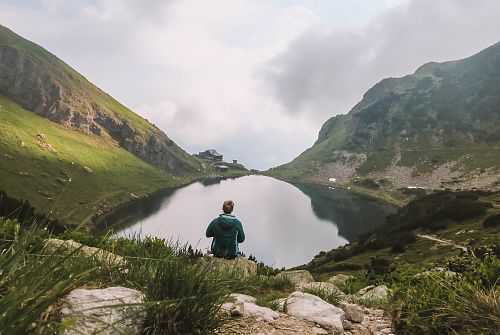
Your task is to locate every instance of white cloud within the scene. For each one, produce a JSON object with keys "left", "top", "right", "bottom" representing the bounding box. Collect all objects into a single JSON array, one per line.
[{"left": 1, "top": 0, "right": 499, "bottom": 169}]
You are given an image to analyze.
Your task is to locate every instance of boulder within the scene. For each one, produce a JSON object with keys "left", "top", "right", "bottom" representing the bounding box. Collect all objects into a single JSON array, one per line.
[
  {"left": 284, "top": 291, "right": 345, "bottom": 333},
  {"left": 295, "top": 281, "right": 346, "bottom": 299},
  {"left": 276, "top": 270, "right": 314, "bottom": 285},
  {"left": 44, "top": 239, "right": 126, "bottom": 267},
  {"left": 357, "top": 285, "right": 389, "bottom": 303},
  {"left": 201, "top": 255, "right": 257, "bottom": 278},
  {"left": 60, "top": 286, "right": 145, "bottom": 335},
  {"left": 224, "top": 293, "right": 279, "bottom": 321},
  {"left": 340, "top": 302, "right": 364, "bottom": 323},
  {"left": 327, "top": 274, "right": 354, "bottom": 287}
]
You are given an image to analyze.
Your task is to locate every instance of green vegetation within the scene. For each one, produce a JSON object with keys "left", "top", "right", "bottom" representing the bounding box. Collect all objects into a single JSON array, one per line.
[
  {"left": 268, "top": 41, "right": 500, "bottom": 193},
  {"left": 303, "top": 191, "right": 500, "bottom": 274},
  {"left": 0, "top": 94, "right": 196, "bottom": 224},
  {"left": 0, "top": 217, "right": 282, "bottom": 334}
]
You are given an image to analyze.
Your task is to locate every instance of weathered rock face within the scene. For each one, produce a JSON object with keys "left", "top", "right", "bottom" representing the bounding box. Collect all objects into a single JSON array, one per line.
[
  {"left": 276, "top": 270, "right": 314, "bottom": 285},
  {"left": 200, "top": 255, "right": 257, "bottom": 278},
  {"left": 284, "top": 291, "right": 345, "bottom": 333},
  {"left": 0, "top": 27, "right": 197, "bottom": 172},
  {"left": 60, "top": 286, "right": 145, "bottom": 335}
]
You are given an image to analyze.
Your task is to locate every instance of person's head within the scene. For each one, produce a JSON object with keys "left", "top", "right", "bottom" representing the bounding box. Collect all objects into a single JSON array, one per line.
[{"left": 222, "top": 200, "right": 234, "bottom": 214}]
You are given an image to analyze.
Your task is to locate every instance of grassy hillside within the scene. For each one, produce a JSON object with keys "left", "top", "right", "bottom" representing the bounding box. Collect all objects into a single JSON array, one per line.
[
  {"left": 269, "top": 42, "right": 500, "bottom": 192},
  {"left": 0, "top": 94, "right": 198, "bottom": 225},
  {"left": 0, "top": 24, "right": 201, "bottom": 172},
  {"left": 299, "top": 190, "right": 500, "bottom": 276}
]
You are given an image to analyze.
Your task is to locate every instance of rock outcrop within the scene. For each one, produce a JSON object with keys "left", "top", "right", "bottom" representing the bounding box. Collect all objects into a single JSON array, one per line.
[
  {"left": 201, "top": 255, "right": 257, "bottom": 278},
  {"left": 276, "top": 270, "right": 314, "bottom": 285},
  {"left": 295, "top": 281, "right": 346, "bottom": 299},
  {"left": 328, "top": 274, "right": 354, "bottom": 286},
  {"left": 60, "top": 286, "right": 145, "bottom": 335},
  {"left": 44, "top": 238, "right": 125, "bottom": 267}
]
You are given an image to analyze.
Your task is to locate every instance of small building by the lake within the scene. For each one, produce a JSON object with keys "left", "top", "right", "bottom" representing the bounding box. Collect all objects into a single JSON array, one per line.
[
  {"left": 215, "top": 165, "right": 229, "bottom": 173},
  {"left": 196, "top": 149, "right": 223, "bottom": 162}
]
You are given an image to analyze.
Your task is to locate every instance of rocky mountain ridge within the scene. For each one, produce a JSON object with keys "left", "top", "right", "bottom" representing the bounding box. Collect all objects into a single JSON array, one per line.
[
  {"left": 271, "top": 41, "right": 500, "bottom": 191},
  {"left": 0, "top": 24, "right": 199, "bottom": 172}
]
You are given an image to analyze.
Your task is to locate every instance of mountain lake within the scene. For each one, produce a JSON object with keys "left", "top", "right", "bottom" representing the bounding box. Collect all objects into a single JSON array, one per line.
[{"left": 98, "top": 175, "right": 397, "bottom": 268}]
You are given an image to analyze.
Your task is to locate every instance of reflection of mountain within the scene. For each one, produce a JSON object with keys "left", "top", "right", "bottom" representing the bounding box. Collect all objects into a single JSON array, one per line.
[
  {"left": 95, "top": 188, "right": 176, "bottom": 233},
  {"left": 293, "top": 183, "right": 397, "bottom": 241},
  {"left": 201, "top": 177, "right": 237, "bottom": 186}
]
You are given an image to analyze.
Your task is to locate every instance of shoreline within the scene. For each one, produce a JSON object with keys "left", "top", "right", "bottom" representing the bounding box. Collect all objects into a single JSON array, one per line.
[{"left": 92, "top": 172, "right": 251, "bottom": 234}]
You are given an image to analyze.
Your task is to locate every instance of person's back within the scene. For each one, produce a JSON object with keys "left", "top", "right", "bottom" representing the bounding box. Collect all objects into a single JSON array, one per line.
[{"left": 206, "top": 200, "right": 245, "bottom": 259}]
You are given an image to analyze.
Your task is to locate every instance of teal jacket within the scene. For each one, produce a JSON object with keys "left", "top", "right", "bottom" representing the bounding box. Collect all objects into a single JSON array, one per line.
[{"left": 206, "top": 214, "right": 245, "bottom": 259}]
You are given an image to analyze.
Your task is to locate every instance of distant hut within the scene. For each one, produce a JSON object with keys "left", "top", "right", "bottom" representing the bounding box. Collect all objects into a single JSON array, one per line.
[
  {"left": 197, "top": 149, "right": 223, "bottom": 162},
  {"left": 215, "top": 165, "right": 229, "bottom": 173},
  {"left": 232, "top": 159, "right": 238, "bottom": 164}
]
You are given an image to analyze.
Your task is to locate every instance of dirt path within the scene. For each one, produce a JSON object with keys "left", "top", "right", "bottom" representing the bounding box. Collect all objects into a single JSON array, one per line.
[{"left": 417, "top": 234, "right": 468, "bottom": 251}]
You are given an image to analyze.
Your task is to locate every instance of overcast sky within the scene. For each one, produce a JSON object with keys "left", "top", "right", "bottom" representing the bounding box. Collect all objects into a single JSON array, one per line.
[{"left": 1, "top": 0, "right": 500, "bottom": 169}]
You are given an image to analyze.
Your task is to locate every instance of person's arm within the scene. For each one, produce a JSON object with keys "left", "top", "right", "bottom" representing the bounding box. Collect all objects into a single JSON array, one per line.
[
  {"left": 206, "top": 219, "right": 216, "bottom": 237},
  {"left": 236, "top": 220, "right": 245, "bottom": 243}
]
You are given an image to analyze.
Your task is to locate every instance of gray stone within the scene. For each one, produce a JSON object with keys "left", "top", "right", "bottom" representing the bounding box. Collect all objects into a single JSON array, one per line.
[
  {"left": 44, "top": 239, "right": 126, "bottom": 268},
  {"left": 227, "top": 293, "right": 279, "bottom": 321},
  {"left": 357, "top": 285, "right": 389, "bottom": 303},
  {"left": 201, "top": 255, "right": 257, "bottom": 278},
  {"left": 230, "top": 301, "right": 244, "bottom": 316},
  {"left": 276, "top": 270, "right": 314, "bottom": 285},
  {"left": 327, "top": 274, "right": 354, "bottom": 287},
  {"left": 340, "top": 302, "right": 364, "bottom": 323},
  {"left": 342, "top": 318, "right": 353, "bottom": 330},
  {"left": 295, "top": 282, "right": 346, "bottom": 299},
  {"left": 284, "top": 291, "right": 345, "bottom": 332},
  {"left": 60, "top": 286, "right": 145, "bottom": 335}
]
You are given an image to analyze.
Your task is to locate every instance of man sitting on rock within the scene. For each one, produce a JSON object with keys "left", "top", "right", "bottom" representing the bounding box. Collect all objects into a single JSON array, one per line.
[{"left": 206, "top": 200, "right": 245, "bottom": 259}]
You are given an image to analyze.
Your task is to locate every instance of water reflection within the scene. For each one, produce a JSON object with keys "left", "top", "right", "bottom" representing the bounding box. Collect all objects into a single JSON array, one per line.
[{"left": 101, "top": 176, "right": 395, "bottom": 268}]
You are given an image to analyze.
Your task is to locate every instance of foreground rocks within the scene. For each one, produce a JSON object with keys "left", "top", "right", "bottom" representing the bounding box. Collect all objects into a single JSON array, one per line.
[
  {"left": 60, "top": 286, "right": 145, "bottom": 335},
  {"left": 221, "top": 288, "right": 394, "bottom": 334},
  {"left": 285, "top": 291, "right": 345, "bottom": 333}
]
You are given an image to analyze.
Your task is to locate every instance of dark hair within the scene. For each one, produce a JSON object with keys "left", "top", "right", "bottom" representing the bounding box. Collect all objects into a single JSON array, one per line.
[{"left": 222, "top": 200, "right": 234, "bottom": 214}]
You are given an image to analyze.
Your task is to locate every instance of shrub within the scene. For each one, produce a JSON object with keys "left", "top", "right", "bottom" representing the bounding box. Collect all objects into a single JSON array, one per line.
[
  {"left": 391, "top": 253, "right": 500, "bottom": 334},
  {"left": 483, "top": 213, "right": 500, "bottom": 228},
  {"left": 390, "top": 231, "right": 417, "bottom": 253}
]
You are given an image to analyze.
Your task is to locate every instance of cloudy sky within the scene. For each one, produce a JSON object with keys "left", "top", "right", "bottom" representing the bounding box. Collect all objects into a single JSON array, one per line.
[{"left": 1, "top": 0, "right": 500, "bottom": 169}]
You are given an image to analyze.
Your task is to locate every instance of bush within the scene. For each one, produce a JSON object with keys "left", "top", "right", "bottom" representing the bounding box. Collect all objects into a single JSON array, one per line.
[
  {"left": 390, "top": 231, "right": 417, "bottom": 253},
  {"left": 483, "top": 213, "right": 500, "bottom": 227},
  {"left": 391, "top": 253, "right": 500, "bottom": 334}
]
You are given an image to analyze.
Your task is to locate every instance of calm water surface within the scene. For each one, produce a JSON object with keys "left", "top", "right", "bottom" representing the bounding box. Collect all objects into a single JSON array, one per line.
[{"left": 102, "top": 176, "right": 396, "bottom": 268}]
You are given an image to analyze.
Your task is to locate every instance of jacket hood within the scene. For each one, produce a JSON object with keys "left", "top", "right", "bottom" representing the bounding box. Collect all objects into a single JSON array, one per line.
[{"left": 218, "top": 214, "right": 237, "bottom": 230}]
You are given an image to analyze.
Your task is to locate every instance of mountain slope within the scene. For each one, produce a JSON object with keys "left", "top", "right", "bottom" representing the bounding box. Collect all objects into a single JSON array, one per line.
[
  {"left": 0, "top": 24, "right": 200, "bottom": 172},
  {"left": 0, "top": 25, "right": 206, "bottom": 225},
  {"left": 271, "top": 42, "right": 500, "bottom": 191}
]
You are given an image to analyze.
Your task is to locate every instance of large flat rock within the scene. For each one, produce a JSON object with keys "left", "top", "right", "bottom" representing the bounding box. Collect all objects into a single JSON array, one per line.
[
  {"left": 284, "top": 291, "right": 345, "bottom": 333},
  {"left": 60, "top": 286, "right": 145, "bottom": 335}
]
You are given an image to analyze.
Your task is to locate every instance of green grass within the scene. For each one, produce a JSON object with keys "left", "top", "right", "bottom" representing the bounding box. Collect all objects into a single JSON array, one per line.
[
  {"left": 0, "top": 94, "right": 198, "bottom": 225},
  {"left": 0, "top": 218, "right": 265, "bottom": 334}
]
